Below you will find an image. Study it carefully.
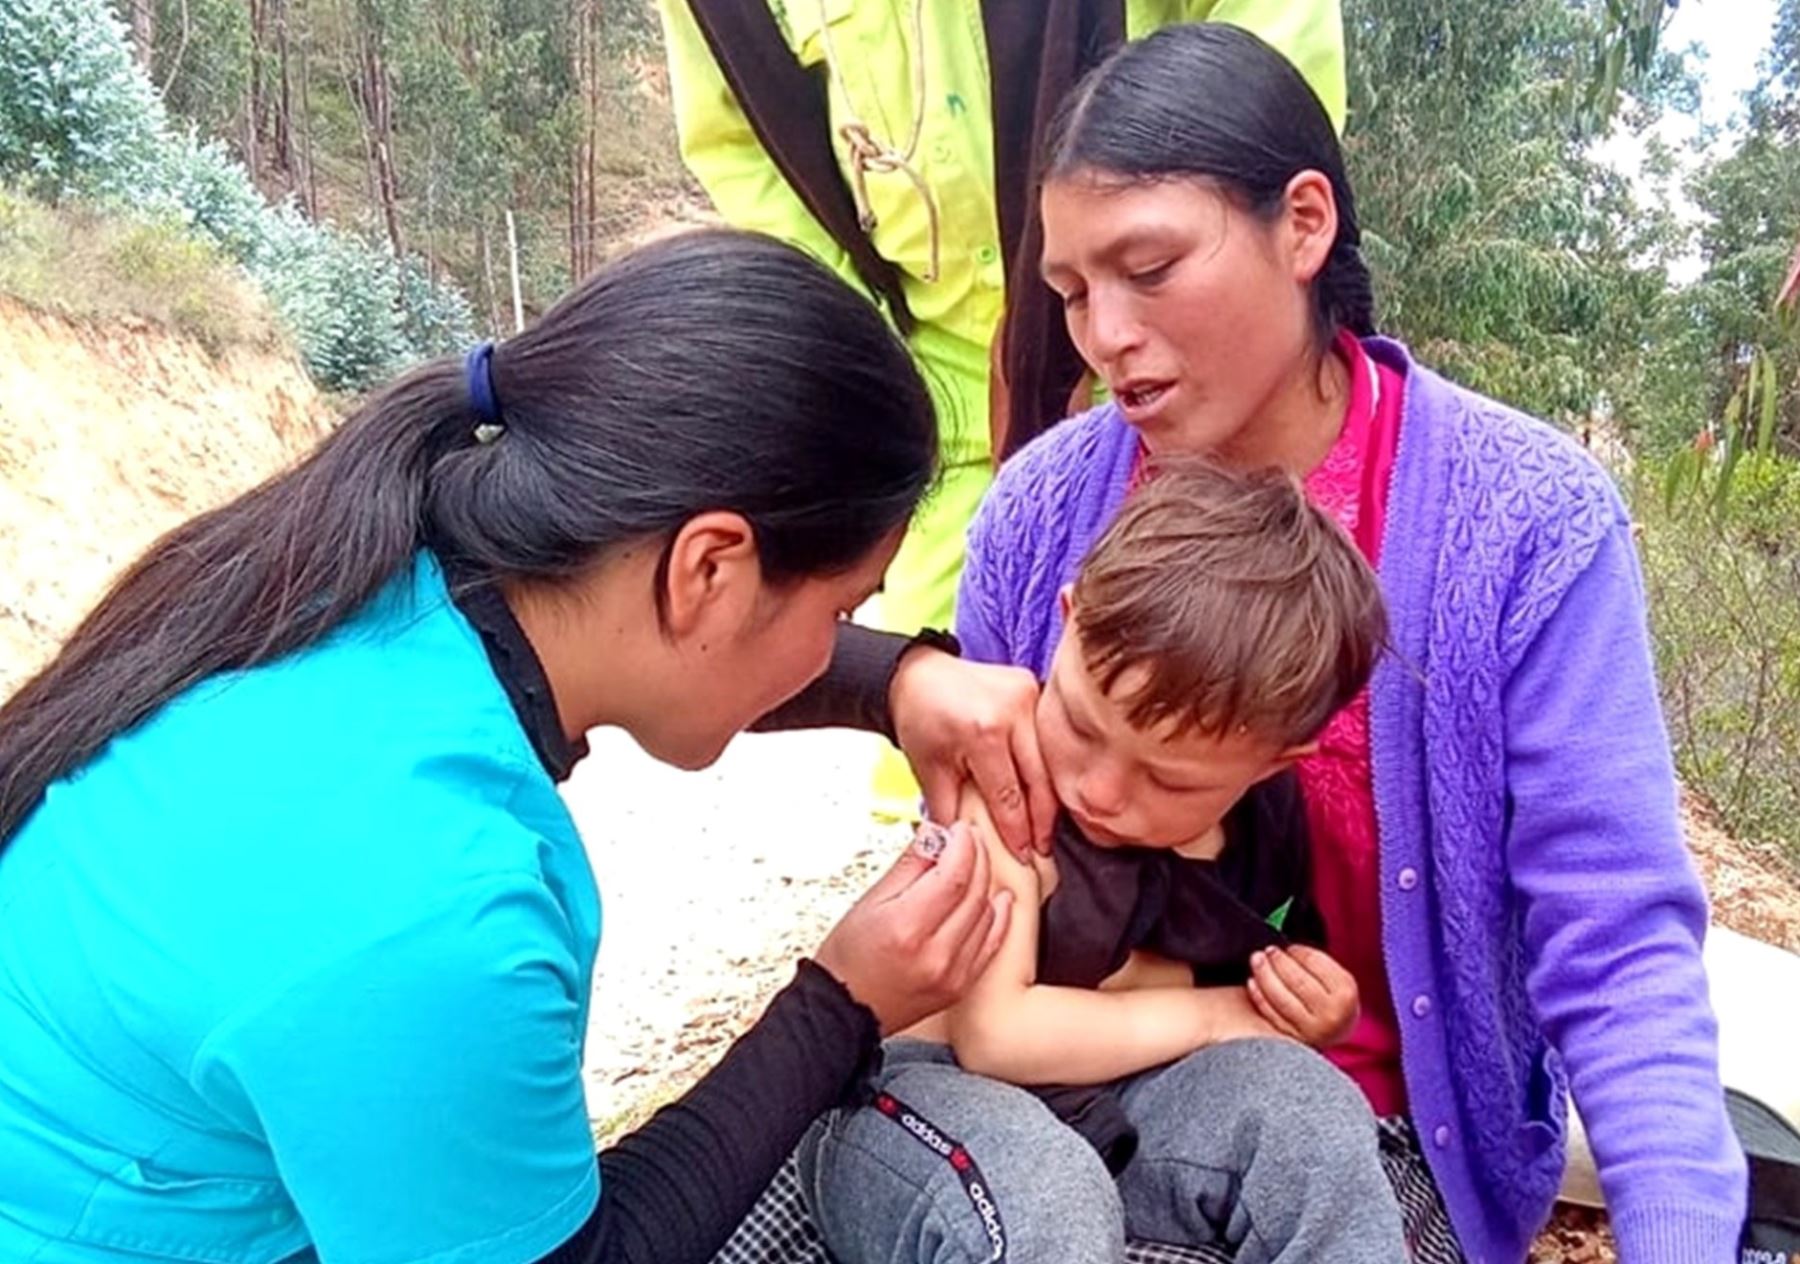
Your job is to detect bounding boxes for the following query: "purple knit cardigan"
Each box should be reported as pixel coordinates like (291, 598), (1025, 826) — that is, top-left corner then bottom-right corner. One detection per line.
(953, 338), (1746, 1264)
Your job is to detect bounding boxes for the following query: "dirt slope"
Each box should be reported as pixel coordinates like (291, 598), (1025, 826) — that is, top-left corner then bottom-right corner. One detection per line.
(0, 296), (334, 693)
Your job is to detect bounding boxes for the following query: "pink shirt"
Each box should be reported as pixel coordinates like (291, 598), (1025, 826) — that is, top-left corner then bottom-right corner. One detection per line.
(1297, 331), (1406, 1115)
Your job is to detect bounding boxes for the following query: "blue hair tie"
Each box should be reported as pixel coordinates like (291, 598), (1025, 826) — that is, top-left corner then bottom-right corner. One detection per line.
(464, 341), (505, 443)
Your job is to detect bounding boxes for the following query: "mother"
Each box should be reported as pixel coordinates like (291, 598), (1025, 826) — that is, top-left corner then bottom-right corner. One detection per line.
(967, 23), (1745, 1264)
(0, 230), (1048, 1264)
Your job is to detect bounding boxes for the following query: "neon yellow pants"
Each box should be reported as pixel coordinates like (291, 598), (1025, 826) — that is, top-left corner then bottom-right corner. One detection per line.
(867, 455), (994, 817)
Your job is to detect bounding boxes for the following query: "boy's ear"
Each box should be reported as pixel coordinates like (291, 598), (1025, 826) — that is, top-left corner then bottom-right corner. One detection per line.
(1269, 740), (1320, 772)
(1058, 584), (1075, 619)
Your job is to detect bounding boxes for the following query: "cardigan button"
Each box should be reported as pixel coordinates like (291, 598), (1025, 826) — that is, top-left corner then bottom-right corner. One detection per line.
(1397, 866), (1419, 891)
(1433, 1124), (1451, 1149)
(1412, 994), (1433, 1020)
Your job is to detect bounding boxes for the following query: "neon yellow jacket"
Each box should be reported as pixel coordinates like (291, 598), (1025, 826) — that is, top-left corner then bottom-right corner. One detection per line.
(658, 0), (1345, 463)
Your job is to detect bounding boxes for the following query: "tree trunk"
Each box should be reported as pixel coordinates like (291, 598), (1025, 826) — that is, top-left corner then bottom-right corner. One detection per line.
(567, 166), (579, 283)
(567, 0), (602, 280)
(584, 0), (599, 277)
(127, 0), (155, 72)
(480, 221), (504, 334)
(368, 48), (405, 259)
(274, 0), (296, 181)
(506, 208), (526, 333)
(298, 25), (318, 218)
(346, 10), (406, 260)
(338, 28), (379, 214)
(425, 129), (438, 284)
(249, 0), (265, 170)
(158, 0), (192, 98)
(567, 4), (584, 281)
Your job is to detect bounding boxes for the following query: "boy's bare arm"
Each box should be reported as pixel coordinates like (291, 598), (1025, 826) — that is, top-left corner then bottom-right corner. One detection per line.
(938, 787), (1279, 1087)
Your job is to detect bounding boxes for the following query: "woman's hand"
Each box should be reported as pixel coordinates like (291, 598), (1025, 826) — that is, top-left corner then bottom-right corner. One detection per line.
(888, 648), (1056, 858)
(1246, 946), (1360, 1047)
(814, 822), (1015, 1035)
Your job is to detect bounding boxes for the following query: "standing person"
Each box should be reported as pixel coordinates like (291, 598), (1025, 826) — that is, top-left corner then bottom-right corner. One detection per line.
(964, 23), (1743, 1262)
(655, 0), (1346, 813)
(0, 230), (1055, 1264)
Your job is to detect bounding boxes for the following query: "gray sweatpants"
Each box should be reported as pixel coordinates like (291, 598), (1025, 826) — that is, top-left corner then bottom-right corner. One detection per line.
(795, 1038), (1408, 1264)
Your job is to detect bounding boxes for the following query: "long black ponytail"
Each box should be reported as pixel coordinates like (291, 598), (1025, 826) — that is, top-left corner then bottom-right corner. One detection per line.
(0, 229), (937, 847)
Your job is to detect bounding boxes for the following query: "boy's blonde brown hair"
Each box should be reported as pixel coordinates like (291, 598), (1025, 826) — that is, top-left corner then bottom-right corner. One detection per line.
(1071, 458), (1388, 747)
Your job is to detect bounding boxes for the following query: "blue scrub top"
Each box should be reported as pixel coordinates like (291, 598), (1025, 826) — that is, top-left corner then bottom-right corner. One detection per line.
(0, 554), (603, 1263)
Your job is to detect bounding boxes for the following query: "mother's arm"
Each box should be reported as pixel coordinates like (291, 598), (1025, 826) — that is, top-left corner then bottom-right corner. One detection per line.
(1504, 521), (1746, 1263)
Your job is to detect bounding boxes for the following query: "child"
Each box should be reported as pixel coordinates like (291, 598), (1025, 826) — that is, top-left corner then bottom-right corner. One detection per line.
(798, 461), (1407, 1264)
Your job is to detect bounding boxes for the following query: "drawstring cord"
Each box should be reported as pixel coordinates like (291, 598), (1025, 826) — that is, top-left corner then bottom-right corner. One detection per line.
(816, 0), (942, 283)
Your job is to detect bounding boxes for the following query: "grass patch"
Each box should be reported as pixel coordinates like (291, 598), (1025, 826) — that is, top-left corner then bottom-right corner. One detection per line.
(0, 187), (281, 353)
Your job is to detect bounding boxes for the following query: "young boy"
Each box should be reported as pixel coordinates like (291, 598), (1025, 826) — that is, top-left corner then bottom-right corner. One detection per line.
(798, 461), (1407, 1264)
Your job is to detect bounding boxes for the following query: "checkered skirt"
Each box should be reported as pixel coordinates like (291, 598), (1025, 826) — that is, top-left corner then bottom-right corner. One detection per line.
(714, 1116), (1463, 1264)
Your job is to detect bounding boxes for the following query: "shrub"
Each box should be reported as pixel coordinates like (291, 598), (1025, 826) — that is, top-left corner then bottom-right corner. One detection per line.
(0, 0), (165, 203)
(1636, 455), (1800, 864)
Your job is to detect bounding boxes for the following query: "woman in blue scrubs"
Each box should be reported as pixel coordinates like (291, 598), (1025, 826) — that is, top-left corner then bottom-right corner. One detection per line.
(0, 230), (1038, 1264)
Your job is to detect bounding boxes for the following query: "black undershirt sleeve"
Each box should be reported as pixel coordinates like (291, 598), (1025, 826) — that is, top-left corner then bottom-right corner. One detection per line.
(537, 960), (881, 1264)
(753, 623), (960, 742)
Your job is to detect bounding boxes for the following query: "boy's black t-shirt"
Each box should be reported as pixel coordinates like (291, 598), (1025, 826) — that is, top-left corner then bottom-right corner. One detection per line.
(1029, 770), (1324, 1174)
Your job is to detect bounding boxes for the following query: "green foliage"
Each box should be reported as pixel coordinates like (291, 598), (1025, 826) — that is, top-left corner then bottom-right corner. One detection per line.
(1662, 0), (1800, 461)
(0, 0), (473, 388)
(254, 203), (412, 385)
(134, 0), (687, 322)
(1660, 335), (1794, 511)
(1627, 0), (1800, 867)
(1637, 455), (1800, 861)
(0, 0), (166, 201)
(1581, 0), (1677, 125)
(1344, 0), (1686, 428)
(395, 254), (477, 362)
(1342, 0), (1800, 861)
(151, 0), (252, 139)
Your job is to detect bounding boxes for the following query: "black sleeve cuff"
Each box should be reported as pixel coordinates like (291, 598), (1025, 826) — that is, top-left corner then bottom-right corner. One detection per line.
(543, 960), (883, 1263)
(752, 622), (961, 742)
(789, 958), (885, 1099)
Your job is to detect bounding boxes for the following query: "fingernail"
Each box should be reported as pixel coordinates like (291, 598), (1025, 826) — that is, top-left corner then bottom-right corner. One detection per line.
(911, 820), (951, 862)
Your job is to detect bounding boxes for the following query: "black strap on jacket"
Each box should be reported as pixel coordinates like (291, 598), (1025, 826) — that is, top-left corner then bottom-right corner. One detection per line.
(987, 0), (1125, 458)
(681, 0), (1128, 448)
(681, 0), (916, 333)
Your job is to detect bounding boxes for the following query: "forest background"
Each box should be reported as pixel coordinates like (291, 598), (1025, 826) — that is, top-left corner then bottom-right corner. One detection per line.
(1, 0), (1796, 863)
